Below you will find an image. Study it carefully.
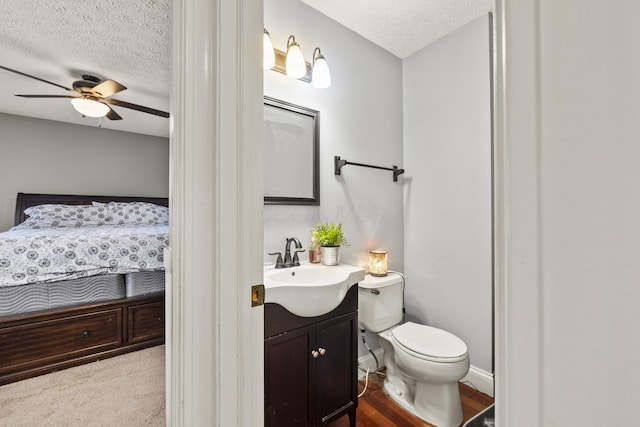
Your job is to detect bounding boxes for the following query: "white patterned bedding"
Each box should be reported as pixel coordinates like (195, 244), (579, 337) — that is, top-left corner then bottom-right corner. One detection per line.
(0, 224), (168, 287)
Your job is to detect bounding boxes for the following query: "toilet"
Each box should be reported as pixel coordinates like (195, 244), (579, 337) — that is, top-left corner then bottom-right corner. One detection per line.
(358, 273), (470, 427)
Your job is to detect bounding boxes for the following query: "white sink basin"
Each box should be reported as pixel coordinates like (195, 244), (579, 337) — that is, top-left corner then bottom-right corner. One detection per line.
(264, 262), (365, 317)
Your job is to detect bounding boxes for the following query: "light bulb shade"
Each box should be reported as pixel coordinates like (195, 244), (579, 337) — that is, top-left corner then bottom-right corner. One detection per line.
(312, 56), (331, 88)
(286, 36), (306, 78)
(263, 30), (275, 70)
(71, 98), (110, 117)
(369, 250), (388, 277)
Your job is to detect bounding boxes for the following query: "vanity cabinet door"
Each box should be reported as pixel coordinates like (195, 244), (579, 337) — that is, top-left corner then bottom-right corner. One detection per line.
(316, 312), (358, 425)
(265, 324), (317, 427)
(264, 285), (358, 427)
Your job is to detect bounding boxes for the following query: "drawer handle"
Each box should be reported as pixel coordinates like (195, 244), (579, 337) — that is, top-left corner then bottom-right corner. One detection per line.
(82, 330), (90, 338)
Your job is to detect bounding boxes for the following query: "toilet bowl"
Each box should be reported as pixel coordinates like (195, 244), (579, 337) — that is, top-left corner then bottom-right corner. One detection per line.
(358, 273), (470, 427)
(381, 323), (470, 427)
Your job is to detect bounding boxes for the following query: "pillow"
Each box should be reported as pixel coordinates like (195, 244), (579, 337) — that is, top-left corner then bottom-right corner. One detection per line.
(93, 201), (169, 225)
(21, 204), (113, 228)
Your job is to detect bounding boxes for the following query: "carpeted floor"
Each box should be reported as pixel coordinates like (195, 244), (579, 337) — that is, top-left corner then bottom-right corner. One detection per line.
(0, 345), (165, 426)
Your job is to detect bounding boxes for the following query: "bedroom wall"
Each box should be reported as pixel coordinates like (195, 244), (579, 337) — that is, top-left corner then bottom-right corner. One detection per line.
(263, 0), (404, 271)
(0, 112), (169, 231)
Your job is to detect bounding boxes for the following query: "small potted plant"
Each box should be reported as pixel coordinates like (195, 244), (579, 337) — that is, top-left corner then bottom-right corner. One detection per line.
(310, 221), (349, 266)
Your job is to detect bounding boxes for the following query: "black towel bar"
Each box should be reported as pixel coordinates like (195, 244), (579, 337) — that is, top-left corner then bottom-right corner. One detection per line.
(334, 156), (405, 182)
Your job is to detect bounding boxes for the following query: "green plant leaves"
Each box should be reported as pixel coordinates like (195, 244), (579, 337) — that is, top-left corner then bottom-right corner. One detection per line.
(310, 221), (349, 247)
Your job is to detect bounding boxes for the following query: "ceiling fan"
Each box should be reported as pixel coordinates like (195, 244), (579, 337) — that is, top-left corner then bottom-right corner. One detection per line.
(0, 65), (169, 120)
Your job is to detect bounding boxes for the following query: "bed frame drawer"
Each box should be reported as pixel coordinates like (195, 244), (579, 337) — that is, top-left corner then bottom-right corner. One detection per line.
(128, 301), (164, 344)
(0, 294), (164, 385)
(0, 309), (122, 374)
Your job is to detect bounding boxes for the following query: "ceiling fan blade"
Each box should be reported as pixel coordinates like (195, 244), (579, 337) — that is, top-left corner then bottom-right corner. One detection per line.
(105, 105), (123, 120)
(105, 98), (169, 118)
(15, 94), (76, 98)
(0, 65), (73, 92)
(91, 80), (127, 98)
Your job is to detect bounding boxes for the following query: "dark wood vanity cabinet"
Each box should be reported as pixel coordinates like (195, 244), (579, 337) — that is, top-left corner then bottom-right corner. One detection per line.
(264, 285), (358, 427)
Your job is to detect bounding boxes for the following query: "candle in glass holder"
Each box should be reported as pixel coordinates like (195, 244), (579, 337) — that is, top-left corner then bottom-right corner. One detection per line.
(369, 250), (388, 276)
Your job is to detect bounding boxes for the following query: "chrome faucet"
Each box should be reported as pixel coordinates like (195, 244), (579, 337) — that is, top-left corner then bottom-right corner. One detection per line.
(284, 237), (305, 267)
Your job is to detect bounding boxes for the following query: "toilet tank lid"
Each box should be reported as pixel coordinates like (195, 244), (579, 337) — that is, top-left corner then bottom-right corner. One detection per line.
(358, 272), (403, 289)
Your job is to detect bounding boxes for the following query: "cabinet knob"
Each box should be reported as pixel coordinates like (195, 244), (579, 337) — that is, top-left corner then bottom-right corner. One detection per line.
(318, 347), (326, 356)
(311, 350), (319, 359)
(82, 330), (90, 338)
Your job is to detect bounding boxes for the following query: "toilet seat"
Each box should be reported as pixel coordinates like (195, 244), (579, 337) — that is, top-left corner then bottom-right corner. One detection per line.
(391, 322), (468, 363)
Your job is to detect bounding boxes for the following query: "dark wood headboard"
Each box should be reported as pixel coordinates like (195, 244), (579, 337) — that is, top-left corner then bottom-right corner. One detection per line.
(14, 193), (169, 226)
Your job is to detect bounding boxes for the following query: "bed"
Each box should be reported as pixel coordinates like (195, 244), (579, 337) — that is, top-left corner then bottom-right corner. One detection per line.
(0, 193), (168, 385)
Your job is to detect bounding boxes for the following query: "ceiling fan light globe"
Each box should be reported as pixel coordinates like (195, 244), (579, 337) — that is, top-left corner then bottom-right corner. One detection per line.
(71, 98), (110, 117)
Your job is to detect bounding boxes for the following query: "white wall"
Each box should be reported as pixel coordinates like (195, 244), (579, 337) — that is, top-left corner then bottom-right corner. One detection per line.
(264, 0), (404, 273)
(0, 112), (169, 231)
(519, 1), (639, 424)
(495, 0), (640, 425)
(402, 16), (493, 374)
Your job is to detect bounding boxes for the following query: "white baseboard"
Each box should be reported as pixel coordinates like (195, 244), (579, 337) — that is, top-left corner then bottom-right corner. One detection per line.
(358, 349), (494, 398)
(357, 348), (385, 379)
(461, 366), (494, 397)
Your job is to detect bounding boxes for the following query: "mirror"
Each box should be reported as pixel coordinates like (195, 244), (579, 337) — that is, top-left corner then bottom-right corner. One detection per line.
(264, 97), (319, 205)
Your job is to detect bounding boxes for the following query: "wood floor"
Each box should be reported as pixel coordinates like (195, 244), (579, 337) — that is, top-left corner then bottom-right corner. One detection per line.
(328, 373), (494, 427)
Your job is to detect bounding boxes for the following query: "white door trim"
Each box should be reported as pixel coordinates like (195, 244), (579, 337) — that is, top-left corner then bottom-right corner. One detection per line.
(169, 0), (263, 425)
(493, 0), (543, 425)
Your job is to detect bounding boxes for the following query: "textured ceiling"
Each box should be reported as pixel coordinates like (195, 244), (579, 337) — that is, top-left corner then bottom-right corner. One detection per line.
(0, 0), (491, 138)
(301, 0), (493, 58)
(0, 0), (171, 137)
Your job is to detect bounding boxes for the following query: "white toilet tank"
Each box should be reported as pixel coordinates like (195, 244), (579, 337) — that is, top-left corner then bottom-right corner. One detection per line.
(358, 273), (404, 332)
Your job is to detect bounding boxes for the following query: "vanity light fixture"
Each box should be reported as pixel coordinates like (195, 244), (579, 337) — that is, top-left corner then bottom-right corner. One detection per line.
(369, 250), (388, 277)
(285, 35), (306, 78)
(311, 47), (331, 89)
(263, 29), (331, 88)
(70, 97), (110, 118)
(263, 29), (276, 70)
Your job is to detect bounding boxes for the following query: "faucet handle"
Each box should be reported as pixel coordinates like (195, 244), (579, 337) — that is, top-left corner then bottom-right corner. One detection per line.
(268, 252), (285, 268)
(292, 248), (306, 266)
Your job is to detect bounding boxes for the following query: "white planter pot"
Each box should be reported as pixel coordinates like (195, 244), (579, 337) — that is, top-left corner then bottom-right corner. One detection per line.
(321, 246), (340, 266)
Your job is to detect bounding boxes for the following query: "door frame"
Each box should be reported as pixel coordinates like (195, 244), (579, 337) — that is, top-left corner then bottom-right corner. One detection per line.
(168, 0), (264, 425)
(493, 0), (543, 425)
(167, 0), (546, 425)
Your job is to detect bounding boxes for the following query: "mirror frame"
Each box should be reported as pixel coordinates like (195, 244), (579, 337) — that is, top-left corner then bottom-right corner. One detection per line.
(263, 96), (320, 205)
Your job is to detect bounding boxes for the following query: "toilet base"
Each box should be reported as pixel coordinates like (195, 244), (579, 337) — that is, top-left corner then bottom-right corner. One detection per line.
(383, 379), (417, 415)
(383, 378), (463, 427)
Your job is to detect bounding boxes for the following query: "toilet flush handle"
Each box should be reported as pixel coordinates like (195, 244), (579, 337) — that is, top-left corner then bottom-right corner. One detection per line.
(370, 289), (380, 295)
